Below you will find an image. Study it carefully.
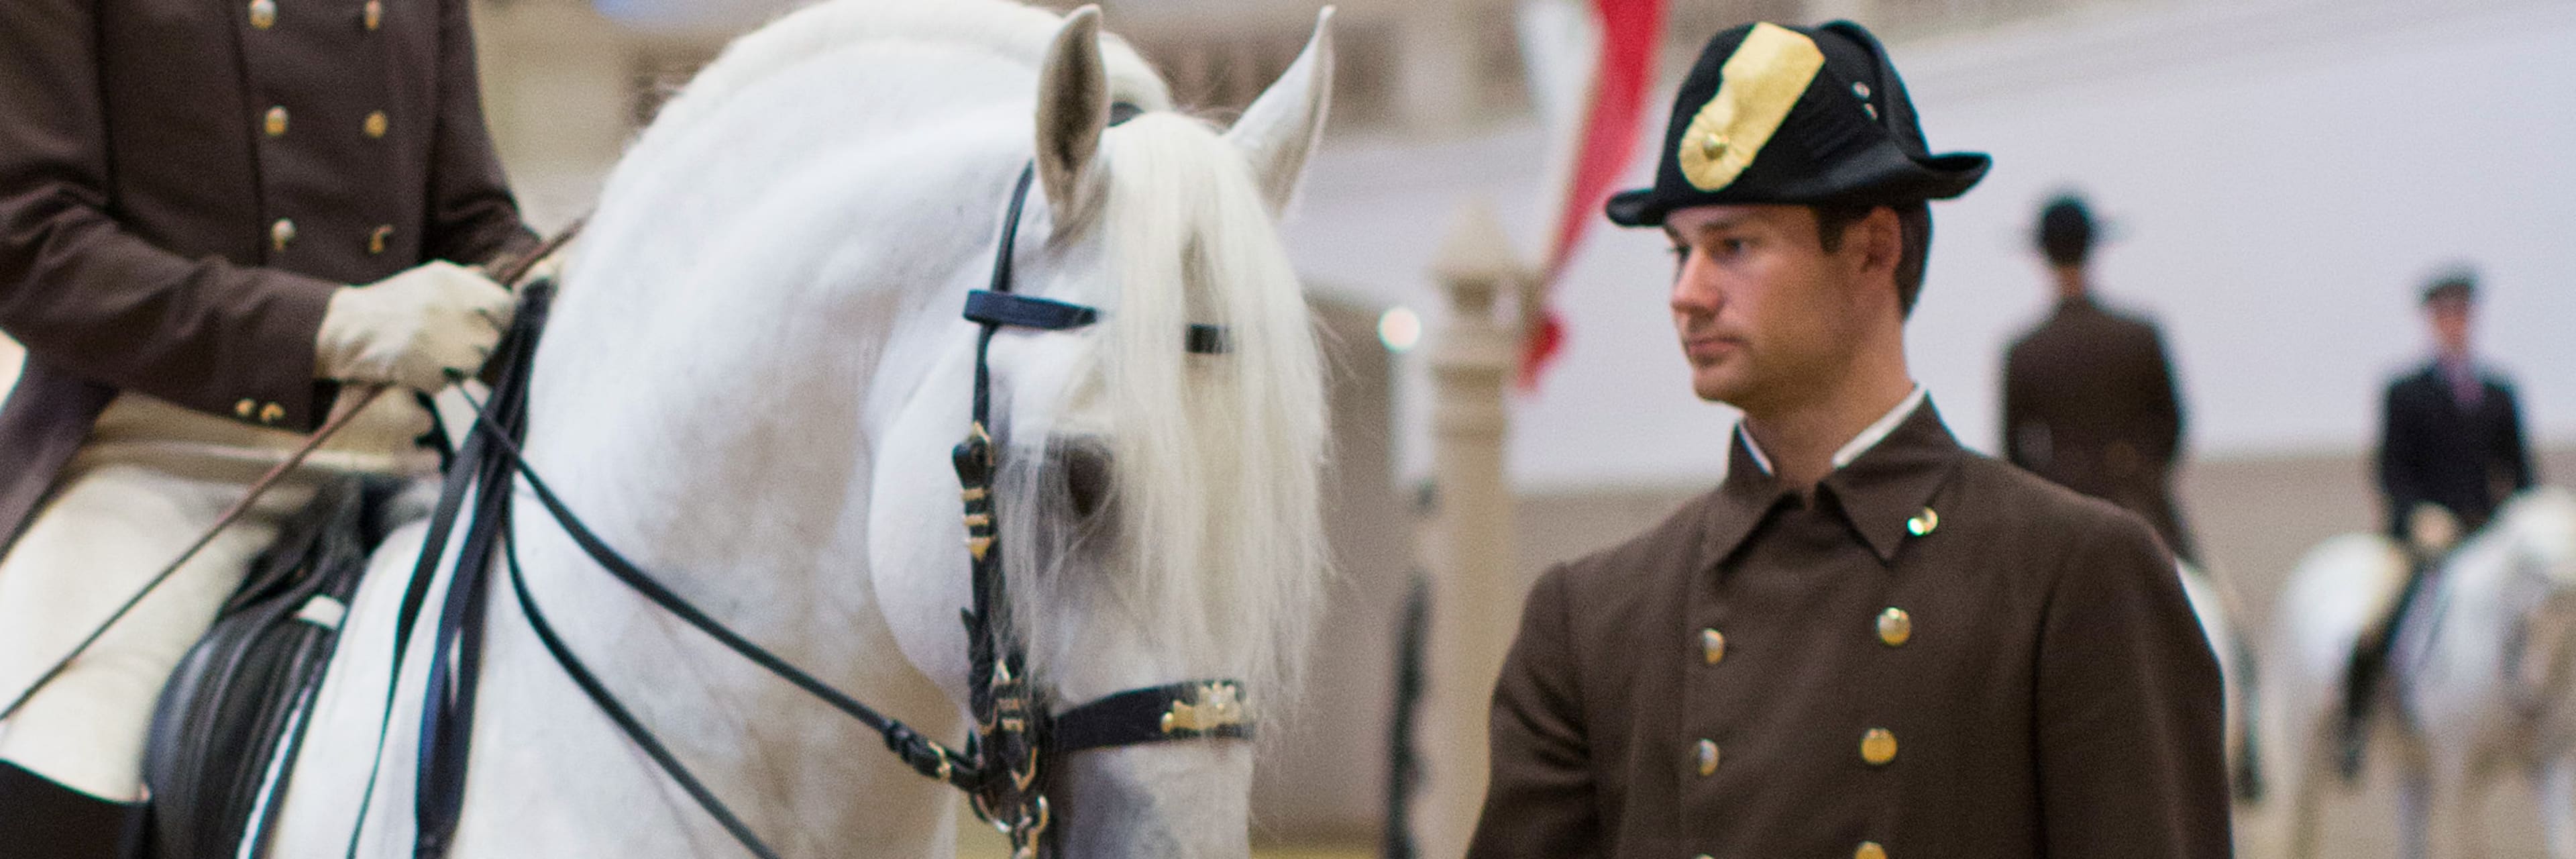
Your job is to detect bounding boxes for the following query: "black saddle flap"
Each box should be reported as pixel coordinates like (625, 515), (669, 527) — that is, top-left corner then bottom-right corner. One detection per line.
(140, 476), (400, 859)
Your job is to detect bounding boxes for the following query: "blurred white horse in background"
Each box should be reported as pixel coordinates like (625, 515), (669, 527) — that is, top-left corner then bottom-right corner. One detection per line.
(2251, 487), (2576, 859)
(256, 0), (1340, 855)
(2177, 560), (2258, 802)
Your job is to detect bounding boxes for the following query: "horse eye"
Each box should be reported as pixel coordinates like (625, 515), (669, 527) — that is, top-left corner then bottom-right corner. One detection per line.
(1057, 442), (1114, 520)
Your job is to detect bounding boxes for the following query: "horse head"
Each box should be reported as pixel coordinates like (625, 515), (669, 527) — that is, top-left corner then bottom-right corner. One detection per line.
(871, 6), (1336, 856)
(2488, 488), (2576, 714)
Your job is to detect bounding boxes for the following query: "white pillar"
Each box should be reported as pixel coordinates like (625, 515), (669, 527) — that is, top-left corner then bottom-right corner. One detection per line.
(1413, 201), (1527, 859)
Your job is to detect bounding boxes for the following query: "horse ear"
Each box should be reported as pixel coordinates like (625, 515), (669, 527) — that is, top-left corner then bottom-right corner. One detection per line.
(1036, 5), (1110, 217)
(1226, 7), (1336, 216)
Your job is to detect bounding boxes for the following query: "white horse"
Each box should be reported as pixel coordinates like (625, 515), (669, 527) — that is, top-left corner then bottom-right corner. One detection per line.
(2178, 560), (2260, 801)
(2251, 487), (2576, 859)
(258, 1), (1337, 855)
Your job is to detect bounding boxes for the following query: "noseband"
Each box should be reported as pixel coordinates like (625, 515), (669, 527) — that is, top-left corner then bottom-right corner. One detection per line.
(376, 114), (1250, 859)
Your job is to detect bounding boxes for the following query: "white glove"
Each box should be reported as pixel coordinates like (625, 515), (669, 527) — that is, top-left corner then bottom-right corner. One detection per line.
(2407, 503), (2462, 556)
(313, 261), (513, 392)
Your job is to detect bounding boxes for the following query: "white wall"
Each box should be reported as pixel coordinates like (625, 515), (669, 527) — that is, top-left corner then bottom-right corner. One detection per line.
(1287, 0), (2576, 490)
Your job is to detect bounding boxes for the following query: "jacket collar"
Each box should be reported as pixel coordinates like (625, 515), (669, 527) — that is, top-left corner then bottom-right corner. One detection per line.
(1702, 397), (1964, 567)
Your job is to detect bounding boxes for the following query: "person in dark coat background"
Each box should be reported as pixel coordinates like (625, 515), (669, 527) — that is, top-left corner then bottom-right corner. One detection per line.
(2001, 193), (2197, 562)
(1468, 19), (2229, 859)
(0, 0), (535, 853)
(2377, 270), (2534, 545)
(2341, 268), (2539, 776)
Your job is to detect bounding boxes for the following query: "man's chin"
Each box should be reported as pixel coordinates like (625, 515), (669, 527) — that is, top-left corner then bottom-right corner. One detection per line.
(1689, 374), (1753, 408)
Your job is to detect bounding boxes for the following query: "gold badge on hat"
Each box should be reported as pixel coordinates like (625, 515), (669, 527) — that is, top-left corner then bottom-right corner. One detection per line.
(1677, 23), (1826, 192)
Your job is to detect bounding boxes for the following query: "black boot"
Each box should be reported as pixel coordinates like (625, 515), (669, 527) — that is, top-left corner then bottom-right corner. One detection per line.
(0, 760), (145, 859)
(2340, 550), (2440, 782)
(2338, 636), (2385, 782)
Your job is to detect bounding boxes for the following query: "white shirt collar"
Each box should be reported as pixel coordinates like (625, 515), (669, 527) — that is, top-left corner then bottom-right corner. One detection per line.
(1736, 385), (1929, 477)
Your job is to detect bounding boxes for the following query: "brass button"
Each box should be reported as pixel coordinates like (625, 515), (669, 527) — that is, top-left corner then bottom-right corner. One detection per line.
(368, 225), (394, 255)
(1877, 607), (1912, 647)
(248, 0), (276, 29)
(363, 0), (384, 30)
(1861, 728), (1898, 766)
(257, 403), (286, 425)
(1694, 739), (1719, 776)
(234, 399), (256, 419)
(1699, 134), (1728, 159)
(363, 111), (388, 139)
(1700, 628), (1725, 665)
(1905, 507), (1939, 536)
(263, 106), (288, 137)
(1856, 843), (1888, 859)
(270, 218), (297, 251)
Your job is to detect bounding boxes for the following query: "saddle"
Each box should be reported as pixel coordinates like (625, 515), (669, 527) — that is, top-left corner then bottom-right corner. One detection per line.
(138, 476), (411, 859)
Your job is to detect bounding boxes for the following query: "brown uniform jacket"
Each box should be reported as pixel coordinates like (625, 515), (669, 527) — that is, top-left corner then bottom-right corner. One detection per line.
(1470, 403), (2231, 859)
(0, 0), (534, 556)
(2002, 296), (2195, 562)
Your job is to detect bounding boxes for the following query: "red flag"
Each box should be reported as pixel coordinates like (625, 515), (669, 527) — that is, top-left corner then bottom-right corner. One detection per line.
(1523, 0), (1664, 389)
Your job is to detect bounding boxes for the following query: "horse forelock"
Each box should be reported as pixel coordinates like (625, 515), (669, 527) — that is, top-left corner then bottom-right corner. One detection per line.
(999, 112), (1330, 712)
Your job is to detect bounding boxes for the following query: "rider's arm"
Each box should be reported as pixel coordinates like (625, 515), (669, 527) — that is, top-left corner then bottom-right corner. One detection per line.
(2499, 381), (2536, 494)
(2378, 381), (2428, 537)
(0, 0), (341, 430)
(423, 0), (538, 269)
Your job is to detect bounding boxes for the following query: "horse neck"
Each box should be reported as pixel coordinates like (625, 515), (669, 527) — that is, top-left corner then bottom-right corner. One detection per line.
(448, 49), (1045, 854)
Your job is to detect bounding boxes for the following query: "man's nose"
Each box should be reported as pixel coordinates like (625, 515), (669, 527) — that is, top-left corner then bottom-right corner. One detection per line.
(1671, 249), (1723, 314)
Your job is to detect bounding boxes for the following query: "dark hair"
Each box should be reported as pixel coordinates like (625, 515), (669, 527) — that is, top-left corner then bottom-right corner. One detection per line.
(2035, 194), (2094, 267)
(1813, 202), (1933, 315)
(2422, 268), (2477, 307)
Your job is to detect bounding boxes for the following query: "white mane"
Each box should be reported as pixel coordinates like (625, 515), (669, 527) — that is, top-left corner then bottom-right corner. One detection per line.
(1002, 111), (1330, 704)
(637, 0), (1172, 160)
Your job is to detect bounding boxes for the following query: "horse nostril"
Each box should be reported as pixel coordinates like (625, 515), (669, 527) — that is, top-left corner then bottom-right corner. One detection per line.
(1059, 442), (1114, 520)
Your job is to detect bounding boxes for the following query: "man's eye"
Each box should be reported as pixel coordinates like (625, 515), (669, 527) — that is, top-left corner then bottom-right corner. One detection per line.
(1715, 239), (1750, 256)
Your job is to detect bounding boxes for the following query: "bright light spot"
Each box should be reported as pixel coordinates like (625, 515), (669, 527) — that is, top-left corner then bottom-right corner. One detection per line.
(1378, 307), (1423, 353)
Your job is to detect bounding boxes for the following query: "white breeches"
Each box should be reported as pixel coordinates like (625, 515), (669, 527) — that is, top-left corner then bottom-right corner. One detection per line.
(0, 387), (443, 801)
(0, 458), (329, 802)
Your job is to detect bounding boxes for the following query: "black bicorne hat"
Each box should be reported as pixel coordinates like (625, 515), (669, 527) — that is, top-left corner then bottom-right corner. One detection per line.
(1606, 20), (1990, 227)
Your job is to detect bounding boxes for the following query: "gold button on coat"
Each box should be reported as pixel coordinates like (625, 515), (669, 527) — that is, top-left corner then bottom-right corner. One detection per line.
(234, 399), (256, 419)
(364, 0), (384, 30)
(248, 0), (276, 29)
(1860, 728), (1898, 766)
(368, 225), (394, 255)
(1694, 740), (1719, 776)
(1856, 842), (1888, 859)
(363, 111), (389, 138)
(269, 218), (297, 251)
(1906, 507), (1939, 536)
(1876, 607), (1912, 647)
(263, 106), (288, 136)
(257, 403), (286, 425)
(1700, 628), (1725, 664)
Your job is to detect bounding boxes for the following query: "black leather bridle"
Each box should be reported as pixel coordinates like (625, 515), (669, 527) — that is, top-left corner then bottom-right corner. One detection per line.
(361, 139), (1252, 859)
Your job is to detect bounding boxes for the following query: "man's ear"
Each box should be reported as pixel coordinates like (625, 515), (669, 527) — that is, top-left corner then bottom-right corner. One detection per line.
(1860, 206), (1904, 281)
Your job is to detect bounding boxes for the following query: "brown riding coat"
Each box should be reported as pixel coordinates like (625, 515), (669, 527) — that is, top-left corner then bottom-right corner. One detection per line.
(0, 0), (534, 556)
(1470, 403), (2232, 858)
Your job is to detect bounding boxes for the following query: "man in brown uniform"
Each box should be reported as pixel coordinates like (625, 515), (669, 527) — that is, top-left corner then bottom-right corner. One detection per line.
(0, 0), (534, 852)
(1469, 21), (2230, 859)
(2001, 194), (2196, 562)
